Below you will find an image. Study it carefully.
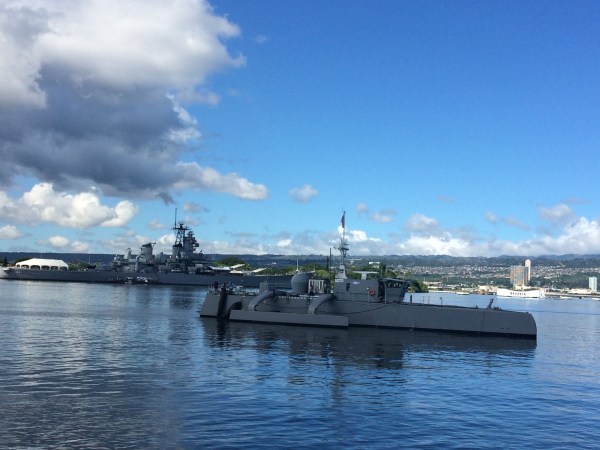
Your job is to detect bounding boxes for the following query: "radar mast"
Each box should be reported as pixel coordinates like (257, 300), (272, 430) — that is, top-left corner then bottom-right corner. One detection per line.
(335, 211), (349, 281)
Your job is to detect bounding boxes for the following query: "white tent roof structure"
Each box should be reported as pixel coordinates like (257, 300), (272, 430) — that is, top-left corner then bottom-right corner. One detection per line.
(15, 258), (68, 270)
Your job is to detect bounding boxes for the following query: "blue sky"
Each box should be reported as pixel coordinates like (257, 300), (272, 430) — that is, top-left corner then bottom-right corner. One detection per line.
(1, 0), (599, 257)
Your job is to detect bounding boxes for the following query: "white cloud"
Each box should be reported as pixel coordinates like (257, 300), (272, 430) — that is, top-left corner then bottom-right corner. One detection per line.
(405, 213), (439, 234)
(485, 211), (530, 230)
(0, 224), (22, 239)
(276, 239), (292, 248)
(0, 0), (244, 107)
(0, 183), (139, 228)
(148, 219), (166, 230)
(529, 217), (600, 255)
(71, 241), (90, 252)
(504, 216), (530, 230)
(98, 212), (600, 257)
(371, 210), (395, 223)
(356, 203), (369, 214)
(354, 204), (395, 223)
(48, 235), (70, 247)
(100, 200), (139, 227)
(167, 94), (201, 142)
(183, 202), (208, 213)
(392, 210), (600, 257)
(14, 0), (243, 99)
(397, 234), (473, 256)
(539, 203), (577, 227)
(42, 235), (90, 252)
(154, 233), (177, 253)
(289, 184), (318, 203)
(174, 162), (268, 200)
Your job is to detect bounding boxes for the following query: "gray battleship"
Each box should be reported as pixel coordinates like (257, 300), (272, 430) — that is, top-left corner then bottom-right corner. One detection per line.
(201, 215), (537, 339)
(1, 221), (292, 288)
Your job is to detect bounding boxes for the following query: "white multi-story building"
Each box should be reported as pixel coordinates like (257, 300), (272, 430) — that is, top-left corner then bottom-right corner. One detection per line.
(590, 276), (598, 293)
(524, 259), (531, 284)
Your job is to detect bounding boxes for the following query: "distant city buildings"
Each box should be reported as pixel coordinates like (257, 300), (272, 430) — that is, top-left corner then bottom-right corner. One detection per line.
(510, 259), (531, 288)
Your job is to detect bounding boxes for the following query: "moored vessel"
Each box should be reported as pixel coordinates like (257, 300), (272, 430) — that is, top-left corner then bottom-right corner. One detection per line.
(0, 220), (292, 288)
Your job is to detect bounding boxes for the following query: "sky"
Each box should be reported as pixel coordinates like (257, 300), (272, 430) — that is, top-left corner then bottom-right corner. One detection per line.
(1, 0), (600, 258)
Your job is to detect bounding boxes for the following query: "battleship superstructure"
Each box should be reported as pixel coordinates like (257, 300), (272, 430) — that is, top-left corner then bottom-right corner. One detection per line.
(111, 222), (216, 275)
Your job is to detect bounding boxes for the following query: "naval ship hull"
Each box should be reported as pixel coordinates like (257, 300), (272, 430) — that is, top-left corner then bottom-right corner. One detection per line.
(0, 267), (292, 288)
(200, 290), (537, 339)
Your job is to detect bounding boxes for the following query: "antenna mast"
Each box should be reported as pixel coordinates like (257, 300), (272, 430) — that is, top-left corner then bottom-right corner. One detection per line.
(335, 211), (349, 280)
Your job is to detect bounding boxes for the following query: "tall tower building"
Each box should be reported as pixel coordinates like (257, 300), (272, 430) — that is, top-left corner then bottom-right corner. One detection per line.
(510, 259), (532, 288)
(510, 265), (526, 288)
(590, 277), (598, 293)
(524, 259), (531, 284)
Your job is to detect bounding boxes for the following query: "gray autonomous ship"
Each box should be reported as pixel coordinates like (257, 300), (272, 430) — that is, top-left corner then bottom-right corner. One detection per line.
(1, 222), (293, 288)
(201, 216), (537, 339)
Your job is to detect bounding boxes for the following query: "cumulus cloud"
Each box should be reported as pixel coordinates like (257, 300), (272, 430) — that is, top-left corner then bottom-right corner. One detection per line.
(174, 163), (268, 200)
(41, 235), (90, 252)
(525, 217), (600, 255)
(405, 213), (439, 234)
(48, 235), (70, 247)
(0, 0), (262, 201)
(371, 209), (396, 223)
(504, 216), (530, 231)
(148, 219), (166, 230)
(89, 210), (600, 257)
(289, 184), (318, 203)
(193, 210), (600, 256)
(0, 0), (243, 106)
(397, 234), (473, 256)
(539, 203), (577, 228)
(0, 183), (139, 228)
(389, 207), (600, 256)
(354, 203), (395, 223)
(0, 224), (22, 239)
(485, 211), (529, 230)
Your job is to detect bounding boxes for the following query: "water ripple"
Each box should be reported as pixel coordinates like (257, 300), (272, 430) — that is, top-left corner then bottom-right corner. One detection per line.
(1, 283), (599, 448)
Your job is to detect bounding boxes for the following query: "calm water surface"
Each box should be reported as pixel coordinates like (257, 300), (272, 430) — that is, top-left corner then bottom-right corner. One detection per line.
(1, 281), (599, 449)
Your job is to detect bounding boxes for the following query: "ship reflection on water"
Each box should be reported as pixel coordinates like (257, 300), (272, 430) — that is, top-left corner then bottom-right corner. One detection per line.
(201, 318), (537, 372)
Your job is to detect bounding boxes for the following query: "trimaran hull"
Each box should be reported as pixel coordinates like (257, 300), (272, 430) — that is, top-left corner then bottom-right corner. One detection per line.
(200, 291), (537, 339)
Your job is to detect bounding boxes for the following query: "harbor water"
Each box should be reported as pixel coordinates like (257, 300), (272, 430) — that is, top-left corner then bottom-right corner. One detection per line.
(1, 281), (599, 449)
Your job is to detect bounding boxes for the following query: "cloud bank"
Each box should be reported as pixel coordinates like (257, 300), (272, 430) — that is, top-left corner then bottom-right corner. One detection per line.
(0, 183), (138, 228)
(0, 0), (266, 201)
